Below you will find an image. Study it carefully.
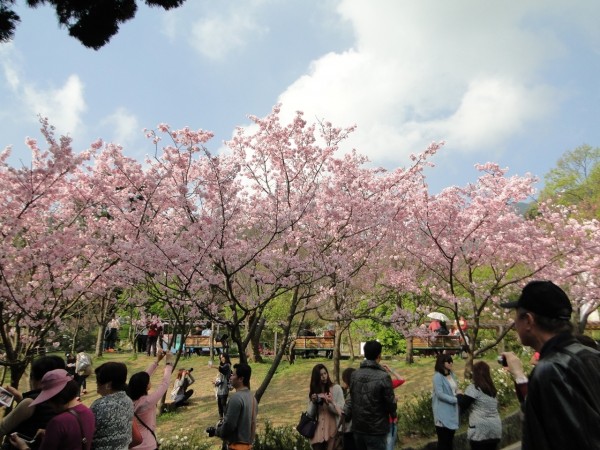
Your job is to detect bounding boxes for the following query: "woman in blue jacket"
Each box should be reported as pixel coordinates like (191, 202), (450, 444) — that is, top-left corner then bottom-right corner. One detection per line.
(432, 354), (460, 450)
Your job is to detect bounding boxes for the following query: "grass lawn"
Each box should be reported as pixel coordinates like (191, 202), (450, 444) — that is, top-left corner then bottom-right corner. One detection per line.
(25, 351), (508, 449)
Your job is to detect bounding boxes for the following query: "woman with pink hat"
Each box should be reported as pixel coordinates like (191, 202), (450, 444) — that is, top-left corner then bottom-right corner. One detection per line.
(9, 369), (95, 450)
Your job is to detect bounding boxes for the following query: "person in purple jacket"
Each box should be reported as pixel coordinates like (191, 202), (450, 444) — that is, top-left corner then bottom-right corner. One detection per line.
(9, 369), (95, 450)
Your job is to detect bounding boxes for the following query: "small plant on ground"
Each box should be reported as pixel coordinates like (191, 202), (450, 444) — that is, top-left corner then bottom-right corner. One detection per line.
(157, 427), (213, 450)
(253, 420), (312, 450)
(397, 389), (435, 438)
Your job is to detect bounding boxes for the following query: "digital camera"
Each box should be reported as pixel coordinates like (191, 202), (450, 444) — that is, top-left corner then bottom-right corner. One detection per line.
(205, 426), (217, 437)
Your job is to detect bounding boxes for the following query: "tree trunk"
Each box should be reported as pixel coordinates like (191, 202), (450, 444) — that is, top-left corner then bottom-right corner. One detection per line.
(9, 362), (28, 390)
(71, 314), (81, 353)
(249, 317), (265, 363)
(231, 326), (247, 365)
(254, 333), (290, 404)
(578, 312), (590, 334)
(254, 286), (303, 402)
(95, 326), (105, 357)
(332, 323), (342, 383)
(405, 337), (414, 364)
(346, 327), (355, 361)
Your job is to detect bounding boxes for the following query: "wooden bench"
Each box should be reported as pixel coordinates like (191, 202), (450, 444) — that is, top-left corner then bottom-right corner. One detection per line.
(184, 335), (223, 349)
(163, 334), (223, 355)
(293, 336), (334, 358)
(412, 335), (463, 356)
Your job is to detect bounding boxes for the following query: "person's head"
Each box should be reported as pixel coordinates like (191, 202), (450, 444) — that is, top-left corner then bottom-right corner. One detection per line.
(30, 355), (67, 390)
(95, 362), (128, 395)
(363, 340), (382, 361)
(341, 367), (355, 390)
(176, 368), (186, 380)
(501, 281), (573, 350)
(76, 346), (85, 353)
(309, 364), (333, 396)
(29, 369), (79, 410)
(220, 353), (231, 365)
(230, 363), (251, 389)
(127, 371), (150, 401)
(472, 361), (497, 398)
(434, 354), (454, 375)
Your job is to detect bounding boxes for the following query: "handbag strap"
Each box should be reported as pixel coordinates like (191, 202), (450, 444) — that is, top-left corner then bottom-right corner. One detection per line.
(134, 412), (159, 448)
(67, 408), (88, 450)
(249, 395), (257, 443)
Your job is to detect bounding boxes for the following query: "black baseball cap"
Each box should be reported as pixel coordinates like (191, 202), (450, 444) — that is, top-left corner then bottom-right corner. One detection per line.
(500, 280), (572, 320)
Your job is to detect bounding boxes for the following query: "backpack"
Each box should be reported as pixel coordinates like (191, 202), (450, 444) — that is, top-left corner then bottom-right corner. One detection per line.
(77, 353), (92, 377)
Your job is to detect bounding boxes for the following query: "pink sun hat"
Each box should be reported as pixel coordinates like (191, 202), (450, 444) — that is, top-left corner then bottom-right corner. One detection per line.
(29, 369), (72, 407)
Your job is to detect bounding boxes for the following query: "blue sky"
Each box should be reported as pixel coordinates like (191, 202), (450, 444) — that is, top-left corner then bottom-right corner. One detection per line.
(1, 0), (599, 193)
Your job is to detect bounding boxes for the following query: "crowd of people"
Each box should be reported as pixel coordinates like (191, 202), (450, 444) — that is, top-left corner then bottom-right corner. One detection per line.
(1, 280), (599, 450)
(303, 280), (600, 450)
(0, 346), (256, 450)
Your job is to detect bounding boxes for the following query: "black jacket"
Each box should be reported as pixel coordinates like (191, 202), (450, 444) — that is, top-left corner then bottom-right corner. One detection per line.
(343, 359), (396, 435)
(522, 333), (600, 450)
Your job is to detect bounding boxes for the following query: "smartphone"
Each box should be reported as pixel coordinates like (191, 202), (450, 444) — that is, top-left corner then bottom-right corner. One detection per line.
(497, 355), (507, 367)
(0, 387), (14, 407)
(14, 433), (36, 444)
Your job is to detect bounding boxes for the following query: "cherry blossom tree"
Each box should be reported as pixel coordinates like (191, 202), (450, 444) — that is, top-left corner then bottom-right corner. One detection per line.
(385, 163), (568, 376)
(532, 202), (600, 332)
(0, 120), (118, 385)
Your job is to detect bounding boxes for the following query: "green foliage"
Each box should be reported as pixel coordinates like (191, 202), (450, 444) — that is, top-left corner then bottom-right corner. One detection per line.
(376, 325), (407, 355)
(397, 389), (435, 437)
(360, 298), (409, 355)
(540, 144), (600, 219)
(253, 420), (312, 450)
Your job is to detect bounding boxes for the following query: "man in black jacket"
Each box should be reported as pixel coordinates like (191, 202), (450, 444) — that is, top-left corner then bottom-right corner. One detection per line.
(343, 340), (396, 450)
(501, 280), (600, 450)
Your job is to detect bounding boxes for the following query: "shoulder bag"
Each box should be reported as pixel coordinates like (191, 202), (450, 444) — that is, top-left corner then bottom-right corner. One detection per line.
(67, 408), (88, 450)
(296, 408), (318, 439)
(134, 412), (160, 449)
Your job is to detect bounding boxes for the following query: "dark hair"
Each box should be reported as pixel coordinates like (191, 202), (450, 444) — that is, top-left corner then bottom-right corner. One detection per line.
(233, 363), (251, 388)
(472, 361), (497, 398)
(76, 346), (86, 353)
(220, 353), (231, 365)
(31, 356), (67, 382)
(341, 367), (355, 389)
(127, 371), (150, 401)
(434, 354), (453, 375)
(95, 362), (128, 392)
(363, 340), (382, 361)
(309, 364), (333, 397)
(522, 309), (574, 334)
(50, 380), (79, 406)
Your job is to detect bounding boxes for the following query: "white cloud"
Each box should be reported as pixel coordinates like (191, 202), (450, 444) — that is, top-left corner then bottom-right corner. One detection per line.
(273, 0), (589, 167)
(21, 74), (87, 138)
(100, 107), (141, 149)
(189, 12), (268, 60)
(1, 46), (87, 140)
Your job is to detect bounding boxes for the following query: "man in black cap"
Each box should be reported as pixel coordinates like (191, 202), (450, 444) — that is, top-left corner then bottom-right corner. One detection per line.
(501, 280), (600, 450)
